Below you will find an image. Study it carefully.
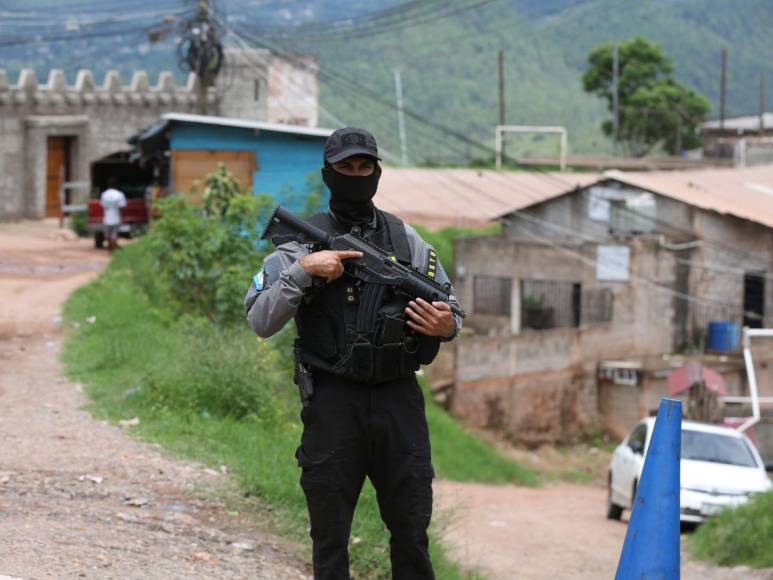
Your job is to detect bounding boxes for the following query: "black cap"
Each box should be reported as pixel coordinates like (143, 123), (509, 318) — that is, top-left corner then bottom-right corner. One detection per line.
(324, 127), (381, 164)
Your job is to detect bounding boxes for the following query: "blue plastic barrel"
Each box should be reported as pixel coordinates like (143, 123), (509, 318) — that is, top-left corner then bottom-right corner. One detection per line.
(707, 321), (739, 351)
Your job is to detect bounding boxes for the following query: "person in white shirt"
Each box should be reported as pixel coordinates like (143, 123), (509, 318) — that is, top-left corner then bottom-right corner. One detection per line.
(100, 177), (127, 251)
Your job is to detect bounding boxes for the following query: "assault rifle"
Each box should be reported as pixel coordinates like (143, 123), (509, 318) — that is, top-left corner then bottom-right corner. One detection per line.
(261, 205), (466, 318)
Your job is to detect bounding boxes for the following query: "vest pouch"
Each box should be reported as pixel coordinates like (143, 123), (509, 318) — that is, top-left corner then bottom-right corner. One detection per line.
(335, 341), (420, 383)
(342, 340), (375, 382)
(374, 343), (420, 383)
(415, 336), (441, 365)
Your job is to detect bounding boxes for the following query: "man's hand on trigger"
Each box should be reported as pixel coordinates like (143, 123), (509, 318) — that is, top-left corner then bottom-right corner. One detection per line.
(405, 298), (455, 338)
(299, 250), (363, 283)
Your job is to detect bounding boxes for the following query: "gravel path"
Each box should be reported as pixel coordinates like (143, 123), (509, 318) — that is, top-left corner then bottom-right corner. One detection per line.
(434, 478), (773, 579)
(0, 221), (310, 580)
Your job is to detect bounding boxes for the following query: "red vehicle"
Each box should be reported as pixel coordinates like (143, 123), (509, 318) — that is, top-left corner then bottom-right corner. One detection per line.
(87, 152), (154, 248)
(87, 195), (149, 248)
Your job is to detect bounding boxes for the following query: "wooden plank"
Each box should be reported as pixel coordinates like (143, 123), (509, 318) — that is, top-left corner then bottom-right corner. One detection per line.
(171, 150), (256, 202)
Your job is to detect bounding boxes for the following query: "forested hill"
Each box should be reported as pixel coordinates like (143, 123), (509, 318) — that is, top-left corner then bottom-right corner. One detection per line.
(3, 0), (772, 162)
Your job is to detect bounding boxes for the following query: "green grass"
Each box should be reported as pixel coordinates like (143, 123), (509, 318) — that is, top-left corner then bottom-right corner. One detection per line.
(61, 242), (534, 578)
(688, 489), (773, 568)
(424, 390), (538, 486)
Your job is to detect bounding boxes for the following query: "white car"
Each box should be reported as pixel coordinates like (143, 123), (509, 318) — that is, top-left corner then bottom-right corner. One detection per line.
(607, 418), (772, 523)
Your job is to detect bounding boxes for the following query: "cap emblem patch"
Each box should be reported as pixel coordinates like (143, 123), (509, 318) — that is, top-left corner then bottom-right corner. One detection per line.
(343, 134), (363, 145)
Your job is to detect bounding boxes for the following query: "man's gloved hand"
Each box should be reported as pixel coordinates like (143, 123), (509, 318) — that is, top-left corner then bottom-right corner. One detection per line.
(300, 250), (363, 283)
(405, 298), (455, 338)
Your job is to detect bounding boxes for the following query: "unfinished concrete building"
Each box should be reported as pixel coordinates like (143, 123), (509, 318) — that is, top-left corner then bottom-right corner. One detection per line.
(450, 166), (773, 448)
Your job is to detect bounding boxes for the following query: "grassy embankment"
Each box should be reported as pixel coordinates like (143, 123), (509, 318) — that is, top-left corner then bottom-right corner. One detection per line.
(689, 489), (773, 568)
(62, 241), (536, 579)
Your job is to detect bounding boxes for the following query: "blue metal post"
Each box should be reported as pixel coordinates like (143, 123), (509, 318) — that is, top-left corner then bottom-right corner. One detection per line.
(615, 398), (682, 579)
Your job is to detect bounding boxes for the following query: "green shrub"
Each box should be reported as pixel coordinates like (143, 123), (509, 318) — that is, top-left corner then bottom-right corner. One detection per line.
(146, 169), (274, 325)
(68, 210), (89, 237)
(689, 489), (773, 568)
(412, 222), (501, 274)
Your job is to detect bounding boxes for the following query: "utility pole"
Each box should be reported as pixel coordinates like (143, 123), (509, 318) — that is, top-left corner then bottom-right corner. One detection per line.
(180, 0), (223, 115)
(612, 44), (620, 157)
(759, 74), (766, 137)
(675, 94), (684, 155)
(719, 47), (727, 131)
(498, 49), (506, 163)
(194, 0), (210, 114)
(393, 68), (408, 165)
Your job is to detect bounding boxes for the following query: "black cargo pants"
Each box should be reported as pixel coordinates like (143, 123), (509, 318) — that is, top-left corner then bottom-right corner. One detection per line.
(296, 370), (435, 580)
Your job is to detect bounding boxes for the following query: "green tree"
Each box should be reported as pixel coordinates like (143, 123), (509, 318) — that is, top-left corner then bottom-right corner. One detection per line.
(582, 36), (711, 156)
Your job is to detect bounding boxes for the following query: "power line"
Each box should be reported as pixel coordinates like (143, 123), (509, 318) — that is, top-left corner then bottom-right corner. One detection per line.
(0, 24), (158, 48)
(222, 20), (472, 160)
(251, 0), (496, 42)
(268, 0), (503, 43)
(0, 6), (188, 47)
(406, 167), (757, 318)
(227, 19), (772, 274)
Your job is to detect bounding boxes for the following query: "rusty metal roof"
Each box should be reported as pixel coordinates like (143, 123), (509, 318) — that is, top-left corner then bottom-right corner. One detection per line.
(374, 168), (597, 230)
(604, 166), (773, 229)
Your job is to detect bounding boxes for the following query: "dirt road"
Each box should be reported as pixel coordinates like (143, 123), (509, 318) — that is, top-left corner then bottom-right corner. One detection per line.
(435, 477), (773, 579)
(0, 222), (308, 579)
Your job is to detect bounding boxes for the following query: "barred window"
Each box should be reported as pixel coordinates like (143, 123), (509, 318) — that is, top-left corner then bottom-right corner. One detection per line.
(582, 288), (614, 324)
(521, 280), (581, 330)
(473, 275), (512, 316)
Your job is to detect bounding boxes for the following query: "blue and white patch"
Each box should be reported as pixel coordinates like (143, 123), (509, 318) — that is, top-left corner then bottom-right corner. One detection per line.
(252, 268), (266, 291)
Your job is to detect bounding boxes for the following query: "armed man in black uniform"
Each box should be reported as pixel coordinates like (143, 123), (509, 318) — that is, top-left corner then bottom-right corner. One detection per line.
(243, 127), (463, 580)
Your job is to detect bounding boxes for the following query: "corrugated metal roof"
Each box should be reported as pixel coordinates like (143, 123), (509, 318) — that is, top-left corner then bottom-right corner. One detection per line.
(161, 112), (334, 138)
(374, 168), (597, 229)
(604, 166), (773, 229)
(703, 112), (773, 131)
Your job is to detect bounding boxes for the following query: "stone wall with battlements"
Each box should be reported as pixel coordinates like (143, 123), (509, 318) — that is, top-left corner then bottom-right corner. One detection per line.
(0, 48), (319, 219)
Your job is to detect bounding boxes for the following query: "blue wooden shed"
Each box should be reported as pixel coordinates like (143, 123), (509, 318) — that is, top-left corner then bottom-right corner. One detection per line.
(157, 113), (332, 211)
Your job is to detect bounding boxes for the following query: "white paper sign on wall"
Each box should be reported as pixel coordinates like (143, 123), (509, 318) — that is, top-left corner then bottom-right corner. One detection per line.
(588, 186), (626, 222)
(597, 245), (630, 281)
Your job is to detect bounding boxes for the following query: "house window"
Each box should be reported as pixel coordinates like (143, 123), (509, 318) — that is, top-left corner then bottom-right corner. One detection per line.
(253, 79), (261, 101)
(473, 275), (512, 316)
(582, 288), (614, 324)
(609, 193), (657, 235)
(521, 280), (581, 330)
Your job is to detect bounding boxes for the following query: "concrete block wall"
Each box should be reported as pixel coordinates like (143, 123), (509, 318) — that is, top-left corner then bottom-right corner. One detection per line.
(690, 211), (773, 328)
(452, 199), (687, 444)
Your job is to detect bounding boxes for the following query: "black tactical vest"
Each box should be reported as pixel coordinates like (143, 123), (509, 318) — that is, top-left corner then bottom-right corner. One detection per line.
(294, 210), (440, 384)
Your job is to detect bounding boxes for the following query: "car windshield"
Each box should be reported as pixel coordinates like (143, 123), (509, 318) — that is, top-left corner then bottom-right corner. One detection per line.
(681, 430), (758, 468)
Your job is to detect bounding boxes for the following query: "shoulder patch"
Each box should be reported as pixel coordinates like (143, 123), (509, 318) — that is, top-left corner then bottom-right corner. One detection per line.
(252, 269), (266, 291)
(424, 247), (438, 279)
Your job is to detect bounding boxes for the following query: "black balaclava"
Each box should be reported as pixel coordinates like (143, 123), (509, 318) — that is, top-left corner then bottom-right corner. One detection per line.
(322, 161), (382, 228)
